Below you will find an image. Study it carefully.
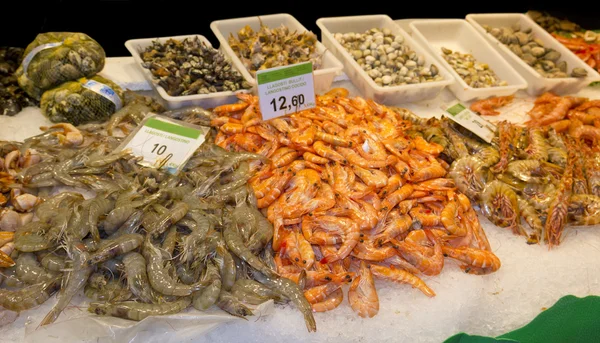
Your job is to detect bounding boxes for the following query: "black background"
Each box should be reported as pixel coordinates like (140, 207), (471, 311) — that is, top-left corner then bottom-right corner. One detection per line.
(4, 1), (600, 56)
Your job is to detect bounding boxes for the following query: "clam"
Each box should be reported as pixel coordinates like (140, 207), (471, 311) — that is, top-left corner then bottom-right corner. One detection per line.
(571, 67), (588, 78)
(557, 61), (567, 72)
(522, 53), (537, 66)
(543, 50), (561, 62)
(531, 47), (546, 58)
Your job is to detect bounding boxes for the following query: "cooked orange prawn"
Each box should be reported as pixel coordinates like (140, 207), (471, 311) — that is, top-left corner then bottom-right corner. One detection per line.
(381, 184), (414, 213)
(296, 231), (315, 269)
(378, 174), (402, 198)
(442, 246), (501, 275)
(220, 122), (244, 135)
(457, 194), (491, 251)
(373, 213), (413, 245)
(348, 261), (379, 318)
(304, 280), (348, 304)
(314, 131), (350, 147)
(392, 229), (444, 276)
(441, 201), (467, 236)
(351, 240), (397, 261)
(351, 165), (388, 188)
(314, 141), (346, 163)
(337, 147), (397, 169)
(410, 162), (446, 183)
(409, 206), (441, 227)
(369, 264), (435, 297)
(213, 102), (249, 115)
(531, 96), (587, 127)
(413, 135), (444, 155)
(470, 95), (514, 116)
(311, 288), (344, 312)
(303, 152), (329, 164)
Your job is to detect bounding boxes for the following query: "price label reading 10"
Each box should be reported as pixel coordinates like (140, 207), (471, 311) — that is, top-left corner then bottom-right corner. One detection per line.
(256, 61), (316, 121)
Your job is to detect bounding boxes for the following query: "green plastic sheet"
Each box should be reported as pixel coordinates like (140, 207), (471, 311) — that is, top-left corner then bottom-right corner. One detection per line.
(444, 295), (600, 343)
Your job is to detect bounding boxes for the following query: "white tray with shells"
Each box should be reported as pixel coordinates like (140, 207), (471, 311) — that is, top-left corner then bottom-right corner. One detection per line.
(316, 14), (454, 105)
(210, 13), (344, 95)
(125, 34), (253, 110)
(409, 19), (527, 102)
(466, 13), (600, 96)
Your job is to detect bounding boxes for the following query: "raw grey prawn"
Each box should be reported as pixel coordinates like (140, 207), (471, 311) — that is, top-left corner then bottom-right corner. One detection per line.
(89, 297), (192, 321)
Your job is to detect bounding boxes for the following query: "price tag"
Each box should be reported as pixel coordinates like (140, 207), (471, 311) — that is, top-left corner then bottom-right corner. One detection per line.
(119, 115), (209, 174)
(442, 101), (496, 143)
(256, 61), (316, 120)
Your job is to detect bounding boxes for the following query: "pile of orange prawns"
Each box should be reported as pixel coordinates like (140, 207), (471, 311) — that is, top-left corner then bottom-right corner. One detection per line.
(210, 88), (500, 317)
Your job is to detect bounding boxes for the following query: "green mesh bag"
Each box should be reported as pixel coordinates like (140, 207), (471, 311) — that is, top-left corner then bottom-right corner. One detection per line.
(16, 32), (106, 100)
(41, 75), (124, 125)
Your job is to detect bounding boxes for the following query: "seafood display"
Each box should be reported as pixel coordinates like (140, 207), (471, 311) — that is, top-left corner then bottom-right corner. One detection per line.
(441, 47), (507, 88)
(41, 75), (124, 125)
(210, 88), (500, 316)
(334, 28), (443, 87)
(0, 47), (38, 116)
(0, 107), (316, 332)
(483, 23), (587, 78)
(527, 11), (600, 72)
(4, 12), (600, 341)
(228, 23), (322, 76)
(413, 113), (600, 247)
(16, 32), (106, 100)
(524, 92), (595, 132)
(140, 37), (251, 96)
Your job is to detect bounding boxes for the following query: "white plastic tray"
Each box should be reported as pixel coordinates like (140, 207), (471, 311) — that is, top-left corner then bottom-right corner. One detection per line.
(466, 13), (600, 96)
(210, 13), (344, 95)
(125, 35), (252, 110)
(316, 15), (454, 105)
(410, 19), (527, 102)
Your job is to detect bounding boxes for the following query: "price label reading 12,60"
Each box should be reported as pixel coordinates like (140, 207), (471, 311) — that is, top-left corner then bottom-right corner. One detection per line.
(256, 61), (316, 120)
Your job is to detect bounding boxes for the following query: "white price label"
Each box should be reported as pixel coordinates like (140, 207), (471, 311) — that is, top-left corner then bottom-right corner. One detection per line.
(442, 101), (496, 143)
(256, 61), (316, 120)
(120, 115), (209, 174)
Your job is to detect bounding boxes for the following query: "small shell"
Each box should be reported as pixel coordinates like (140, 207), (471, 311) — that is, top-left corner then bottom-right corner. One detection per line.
(490, 28), (501, 38)
(509, 44), (523, 57)
(442, 47), (453, 55)
(522, 53), (537, 66)
(0, 232), (14, 247)
(531, 47), (546, 58)
(13, 194), (40, 212)
(431, 64), (439, 76)
(0, 209), (20, 232)
(20, 212), (34, 226)
(511, 22), (521, 32)
(571, 67), (588, 78)
(515, 32), (530, 45)
(541, 60), (555, 71)
(532, 38), (544, 47)
(557, 61), (567, 72)
(543, 50), (561, 62)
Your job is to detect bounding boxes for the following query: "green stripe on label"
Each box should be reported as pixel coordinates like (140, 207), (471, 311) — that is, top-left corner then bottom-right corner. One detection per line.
(145, 118), (201, 139)
(447, 103), (466, 116)
(256, 62), (313, 84)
